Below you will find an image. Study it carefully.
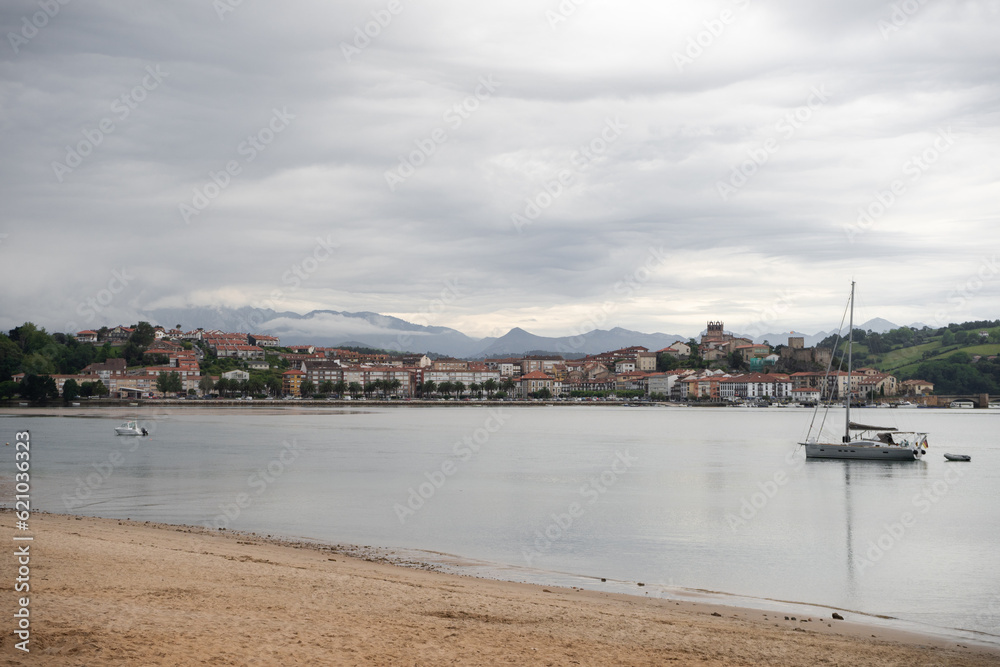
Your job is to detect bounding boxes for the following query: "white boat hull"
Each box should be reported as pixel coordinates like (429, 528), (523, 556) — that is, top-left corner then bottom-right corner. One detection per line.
(804, 440), (923, 461)
(115, 420), (146, 436)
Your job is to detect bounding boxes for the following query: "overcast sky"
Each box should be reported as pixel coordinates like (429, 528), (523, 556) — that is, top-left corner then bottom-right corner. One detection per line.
(2, 0), (999, 340)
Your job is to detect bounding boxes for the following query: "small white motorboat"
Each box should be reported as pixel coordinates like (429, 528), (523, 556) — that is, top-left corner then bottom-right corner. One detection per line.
(944, 453), (971, 462)
(115, 420), (148, 436)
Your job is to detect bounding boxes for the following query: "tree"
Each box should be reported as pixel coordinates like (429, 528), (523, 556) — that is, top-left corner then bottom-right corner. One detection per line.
(452, 381), (466, 397)
(0, 334), (24, 381)
(534, 387), (552, 400)
(19, 374), (58, 403)
(80, 380), (107, 397)
(300, 380), (316, 397)
(215, 377), (231, 397)
(319, 380), (334, 395)
(388, 378), (402, 397)
(8, 323), (53, 354)
(199, 376), (215, 395)
(122, 340), (145, 367)
(501, 378), (516, 396)
(333, 380), (347, 397)
(438, 381), (454, 398)
(265, 375), (283, 397)
(156, 371), (182, 395)
(247, 377), (265, 396)
(20, 352), (56, 376)
(0, 380), (19, 399)
(62, 378), (80, 403)
(656, 353), (679, 372)
(348, 382), (362, 398)
(727, 351), (747, 372)
(363, 381), (376, 398)
(483, 378), (498, 398)
(469, 382), (482, 399)
(420, 380), (436, 397)
(130, 321), (156, 347)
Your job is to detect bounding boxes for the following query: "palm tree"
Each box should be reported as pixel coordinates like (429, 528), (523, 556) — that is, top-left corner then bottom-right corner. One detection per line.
(501, 378), (517, 398)
(300, 380), (315, 397)
(469, 382), (481, 399)
(333, 380), (347, 398)
(437, 381), (453, 398)
(265, 375), (282, 397)
(319, 380), (334, 396)
(421, 380), (436, 398)
(452, 381), (466, 398)
(483, 378), (498, 399)
(389, 378), (402, 398)
(348, 382), (362, 398)
(364, 381), (376, 399)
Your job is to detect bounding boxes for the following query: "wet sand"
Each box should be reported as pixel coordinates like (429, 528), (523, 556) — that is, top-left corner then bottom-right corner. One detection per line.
(1, 512), (997, 666)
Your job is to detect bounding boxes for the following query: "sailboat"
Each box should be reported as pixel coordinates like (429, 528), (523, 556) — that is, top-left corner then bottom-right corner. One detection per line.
(800, 282), (928, 461)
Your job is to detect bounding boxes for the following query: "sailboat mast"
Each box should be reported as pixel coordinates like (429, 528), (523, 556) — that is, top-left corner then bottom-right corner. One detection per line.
(845, 281), (854, 441)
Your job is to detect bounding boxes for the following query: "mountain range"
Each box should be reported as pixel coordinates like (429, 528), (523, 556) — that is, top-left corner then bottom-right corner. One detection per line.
(135, 306), (907, 358)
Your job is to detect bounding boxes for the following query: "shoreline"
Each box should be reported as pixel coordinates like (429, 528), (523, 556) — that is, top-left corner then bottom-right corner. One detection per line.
(3, 512), (998, 665)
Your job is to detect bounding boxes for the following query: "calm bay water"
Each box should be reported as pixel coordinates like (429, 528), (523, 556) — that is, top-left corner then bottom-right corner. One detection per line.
(4, 405), (999, 642)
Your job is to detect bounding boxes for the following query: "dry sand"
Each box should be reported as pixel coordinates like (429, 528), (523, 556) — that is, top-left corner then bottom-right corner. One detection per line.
(1, 512), (997, 666)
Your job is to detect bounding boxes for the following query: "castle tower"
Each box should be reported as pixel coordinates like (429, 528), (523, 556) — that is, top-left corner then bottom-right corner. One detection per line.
(702, 321), (726, 344)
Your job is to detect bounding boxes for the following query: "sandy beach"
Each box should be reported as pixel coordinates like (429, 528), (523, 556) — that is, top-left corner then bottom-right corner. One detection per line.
(0, 512), (995, 665)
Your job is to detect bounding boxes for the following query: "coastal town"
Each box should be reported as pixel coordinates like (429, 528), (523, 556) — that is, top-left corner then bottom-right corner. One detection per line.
(6, 321), (944, 405)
